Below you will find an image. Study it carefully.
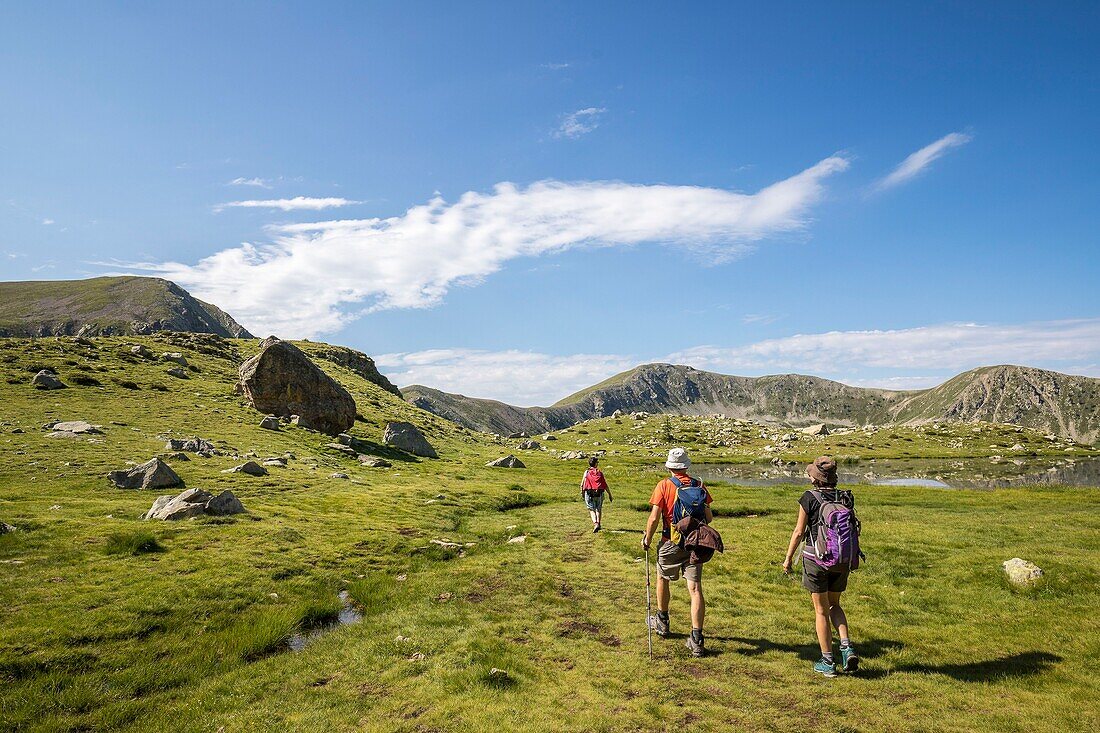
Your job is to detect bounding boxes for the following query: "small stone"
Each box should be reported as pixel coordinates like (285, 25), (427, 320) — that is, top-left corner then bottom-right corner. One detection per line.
(358, 455), (392, 468)
(166, 367), (189, 379)
(507, 535), (527, 544)
(408, 653), (426, 661)
(160, 352), (188, 366)
(223, 461), (268, 476)
(1003, 557), (1044, 587)
(131, 344), (152, 358)
(0, 521), (15, 535)
(259, 416), (281, 431)
(262, 457), (287, 467)
(330, 472), (350, 479)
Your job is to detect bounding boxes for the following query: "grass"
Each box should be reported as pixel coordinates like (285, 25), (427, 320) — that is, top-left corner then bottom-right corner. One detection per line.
(0, 334), (1098, 731)
(104, 530), (164, 555)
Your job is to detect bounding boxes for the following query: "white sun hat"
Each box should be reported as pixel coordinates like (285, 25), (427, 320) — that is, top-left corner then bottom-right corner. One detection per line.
(665, 447), (690, 470)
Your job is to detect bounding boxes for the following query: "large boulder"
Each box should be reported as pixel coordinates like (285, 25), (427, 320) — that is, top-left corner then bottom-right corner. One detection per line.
(801, 423), (830, 436)
(383, 422), (437, 458)
(487, 455), (526, 468)
(144, 488), (245, 521)
(238, 336), (356, 436)
(259, 416), (281, 431)
(108, 458), (183, 490)
(32, 370), (66, 390)
(1003, 557), (1043, 587)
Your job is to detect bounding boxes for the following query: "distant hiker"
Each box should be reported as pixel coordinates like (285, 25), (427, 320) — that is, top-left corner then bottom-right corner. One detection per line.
(642, 447), (715, 657)
(782, 455), (863, 677)
(581, 457), (613, 532)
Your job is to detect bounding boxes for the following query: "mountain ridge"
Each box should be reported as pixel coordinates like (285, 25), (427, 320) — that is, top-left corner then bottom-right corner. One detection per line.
(405, 363), (1100, 443)
(0, 276), (254, 338)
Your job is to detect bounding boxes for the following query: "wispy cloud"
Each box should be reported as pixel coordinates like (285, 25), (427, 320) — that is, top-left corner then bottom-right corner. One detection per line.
(127, 155), (849, 336)
(741, 313), (781, 325)
(875, 132), (972, 190)
(554, 107), (606, 139)
(213, 196), (361, 212)
(41, 218), (54, 225)
(541, 62), (571, 70)
(377, 319), (1100, 404)
(227, 177), (273, 188)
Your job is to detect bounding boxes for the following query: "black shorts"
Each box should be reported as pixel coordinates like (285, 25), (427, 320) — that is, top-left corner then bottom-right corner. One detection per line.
(802, 558), (850, 593)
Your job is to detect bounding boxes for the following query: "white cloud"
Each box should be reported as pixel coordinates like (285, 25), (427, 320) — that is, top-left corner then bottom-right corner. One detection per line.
(741, 313), (781, 325)
(876, 132), (972, 190)
(228, 177), (273, 188)
(378, 349), (637, 407)
(667, 319), (1100, 374)
(41, 218), (54, 225)
(554, 107), (606, 139)
(130, 155), (848, 337)
(378, 319), (1100, 405)
(541, 62), (570, 70)
(213, 196), (361, 212)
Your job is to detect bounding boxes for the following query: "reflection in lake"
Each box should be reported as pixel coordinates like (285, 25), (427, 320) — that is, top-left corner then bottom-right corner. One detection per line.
(686, 457), (1100, 489)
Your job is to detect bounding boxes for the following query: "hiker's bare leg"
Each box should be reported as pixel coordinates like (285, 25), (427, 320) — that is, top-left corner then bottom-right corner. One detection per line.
(656, 575), (670, 613)
(811, 592), (832, 655)
(687, 578), (704, 630)
(589, 510), (598, 525)
(595, 508), (602, 526)
(827, 591), (849, 639)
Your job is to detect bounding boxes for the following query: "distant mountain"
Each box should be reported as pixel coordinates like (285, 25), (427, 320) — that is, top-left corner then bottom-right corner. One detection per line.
(405, 363), (1100, 443)
(0, 277), (254, 338)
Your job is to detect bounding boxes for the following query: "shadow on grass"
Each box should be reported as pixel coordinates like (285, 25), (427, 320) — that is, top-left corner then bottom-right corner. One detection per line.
(722, 637), (1061, 681)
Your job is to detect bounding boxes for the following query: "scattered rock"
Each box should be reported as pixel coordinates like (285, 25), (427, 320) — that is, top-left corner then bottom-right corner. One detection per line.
(259, 416), (281, 431)
(0, 521), (15, 535)
(430, 539), (462, 549)
(165, 437), (217, 455)
(801, 423), (830, 436)
(1003, 557), (1043, 587)
(130, 344), (152, 359)
(558, 451), (587, 460)
(145, 488), (245, 521)
(32, 370), (66, 390)
(262, 457), (287, 467)
(487, 668), (512, 684)
(166, 367), (189, 379)
(542, 434), (557, 441)
(330, 472), (350, 479)
(160, 352), (188, 366)
(238, 336), (357, 436)
(161, 451), (190, 461)
(516, 440), (541, 450)
(487, 455), (526, 468)
(326, 442), (359, 457)
(47, 420), (101, 436)
(358, 455), (392, 468)
(382, 422), (438, 458)
(108, 457), (183, 490)
(507, 535), (528, 544)
(223, 461), (268, 476)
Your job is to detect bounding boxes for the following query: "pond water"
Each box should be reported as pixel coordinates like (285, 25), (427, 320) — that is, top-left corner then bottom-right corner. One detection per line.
(288, 590), (362, 652)
(684, 457), (1100, 489)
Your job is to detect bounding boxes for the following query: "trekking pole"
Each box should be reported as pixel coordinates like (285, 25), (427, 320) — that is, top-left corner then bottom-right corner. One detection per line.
(645, 546), (653, 658)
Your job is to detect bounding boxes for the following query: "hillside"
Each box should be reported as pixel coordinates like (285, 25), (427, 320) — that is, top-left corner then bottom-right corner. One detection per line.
(0, 276), (254, 338)
(406, 363), (1100, 443)
(0, 334), (1097, 732)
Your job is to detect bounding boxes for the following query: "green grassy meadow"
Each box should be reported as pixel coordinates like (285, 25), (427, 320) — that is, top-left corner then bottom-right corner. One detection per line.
(1, 335), (1098, 732)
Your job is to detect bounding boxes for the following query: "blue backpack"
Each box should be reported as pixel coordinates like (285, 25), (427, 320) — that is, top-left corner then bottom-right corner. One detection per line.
(670, 476), (709, 527)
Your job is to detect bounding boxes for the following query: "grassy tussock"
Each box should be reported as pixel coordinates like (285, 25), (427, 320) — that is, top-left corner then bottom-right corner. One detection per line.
(104, 530), (164, 556)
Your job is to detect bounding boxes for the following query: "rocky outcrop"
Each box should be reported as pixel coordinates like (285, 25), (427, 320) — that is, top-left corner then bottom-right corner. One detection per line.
(382, 422), (437, 458)
(144, 488), (245, 521)
(238, 336), (356, 436)
(307, 344), (402, 397)
(108, 458), (183, 490)
(165, 437), (216, 456)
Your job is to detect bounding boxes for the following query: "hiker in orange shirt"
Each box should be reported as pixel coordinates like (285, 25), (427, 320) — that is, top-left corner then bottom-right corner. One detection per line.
(641, 447), (713, 657)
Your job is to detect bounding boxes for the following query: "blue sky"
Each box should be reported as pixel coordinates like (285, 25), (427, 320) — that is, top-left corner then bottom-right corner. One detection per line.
(2, 2), (1099, 405)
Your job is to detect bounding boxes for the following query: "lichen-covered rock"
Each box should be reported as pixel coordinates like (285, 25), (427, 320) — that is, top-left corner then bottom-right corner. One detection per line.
(108, 457), (183, 490)
(382, 422), (438, 458)
(238, 336), (356, 436)
(1003, 557), (1044, 586)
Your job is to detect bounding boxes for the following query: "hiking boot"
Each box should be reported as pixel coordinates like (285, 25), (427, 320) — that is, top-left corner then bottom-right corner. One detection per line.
(840, 646), (859, 673)
(647, 614), (670, 638)
(593, 524), (601, 533)
(813, 657), (838, 678)
(685, 634), (705, 657)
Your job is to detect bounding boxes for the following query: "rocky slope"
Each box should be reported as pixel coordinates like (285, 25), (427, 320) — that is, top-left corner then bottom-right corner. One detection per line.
(0, 276), (254, 338)
(406, 363), (1100, 443)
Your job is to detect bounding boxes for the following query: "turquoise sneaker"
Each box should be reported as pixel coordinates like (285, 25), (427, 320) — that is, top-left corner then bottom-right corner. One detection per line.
(813, 657), (838, 678)
(841, 646), (859, 673)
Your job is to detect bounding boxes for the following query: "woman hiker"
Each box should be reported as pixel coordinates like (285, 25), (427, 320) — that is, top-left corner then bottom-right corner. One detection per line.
(580, 457), (612, 532)
(782, 455), (861, 677)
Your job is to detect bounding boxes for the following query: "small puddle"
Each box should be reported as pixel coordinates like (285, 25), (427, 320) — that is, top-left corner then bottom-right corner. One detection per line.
(288, 591), (362, 652)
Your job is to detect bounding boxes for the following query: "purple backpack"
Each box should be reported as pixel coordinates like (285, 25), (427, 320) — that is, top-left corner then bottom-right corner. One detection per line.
(802, 489), (863, 569)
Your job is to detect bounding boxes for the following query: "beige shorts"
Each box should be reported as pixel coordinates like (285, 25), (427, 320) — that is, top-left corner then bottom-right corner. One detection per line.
(656, 538), (701, 583)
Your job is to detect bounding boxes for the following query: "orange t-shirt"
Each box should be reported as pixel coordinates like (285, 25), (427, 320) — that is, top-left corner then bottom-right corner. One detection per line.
(650, 471), (712, 540)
